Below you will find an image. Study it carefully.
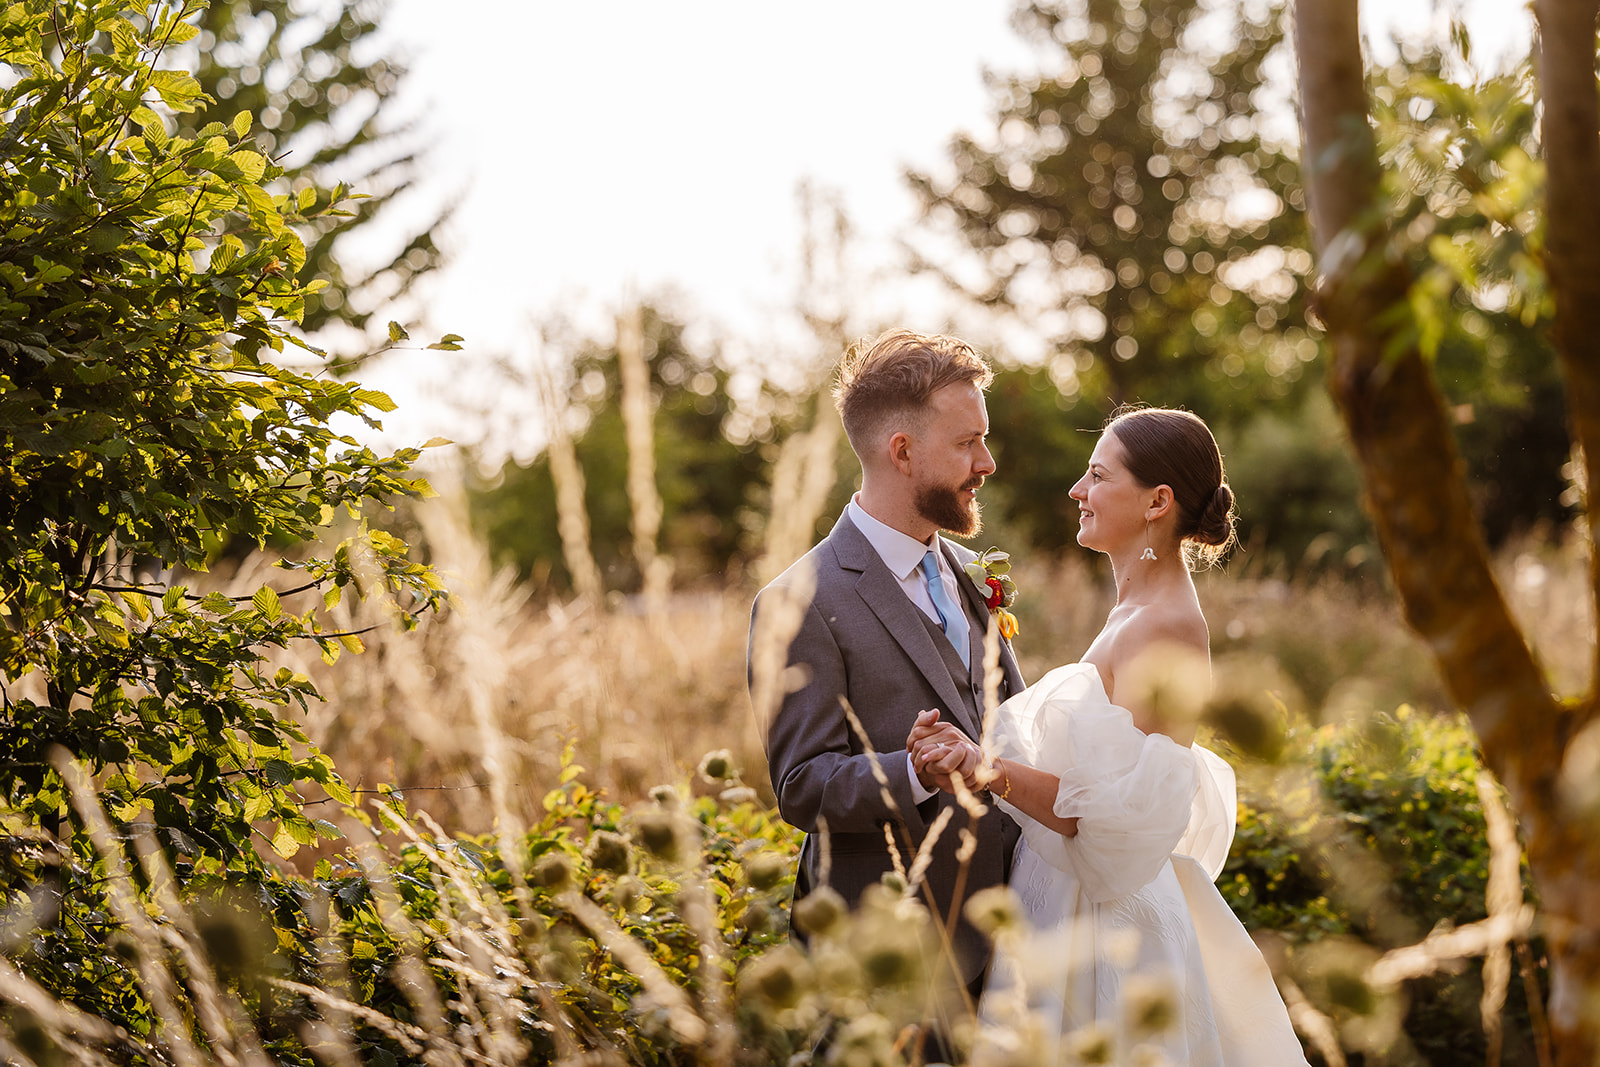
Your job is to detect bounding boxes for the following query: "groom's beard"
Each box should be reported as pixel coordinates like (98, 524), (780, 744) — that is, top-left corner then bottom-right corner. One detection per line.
(916, 477), (984, 538)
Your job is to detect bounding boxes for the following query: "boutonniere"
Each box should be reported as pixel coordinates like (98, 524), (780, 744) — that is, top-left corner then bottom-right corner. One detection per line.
(964, 547), (1020, 640)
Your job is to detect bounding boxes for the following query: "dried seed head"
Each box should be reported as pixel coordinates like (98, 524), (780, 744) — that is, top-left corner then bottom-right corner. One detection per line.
(719, 785), (758, 806)
(831, 1012), (895, 1064)
(964, 885), (1023, 939)
(192, 894), (275, 985)
(585, 830), (631, 875)
(791, 885), (846, 938)
(1065, 1023), (1114, 1065)
(633, 809), (682, 863)
(744, 898), (775, 936)
(1205, 689), (1287, 763)
(860, 942), (918, 988)
(744, 851), (788, 892)
(739, 944), (812, 1011)
(1121, 973), (1179, 1036)
(532, 852), (575, 891)
(698, 749), (738, 782)
(611, 875), (646, 911)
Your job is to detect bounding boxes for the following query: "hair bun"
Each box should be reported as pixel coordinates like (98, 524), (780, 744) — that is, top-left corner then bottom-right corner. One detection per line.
(1194, 483), (1236, 547)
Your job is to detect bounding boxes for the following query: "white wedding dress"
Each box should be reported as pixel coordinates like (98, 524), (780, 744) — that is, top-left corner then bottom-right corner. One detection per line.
(975, 664), (1309, 1066)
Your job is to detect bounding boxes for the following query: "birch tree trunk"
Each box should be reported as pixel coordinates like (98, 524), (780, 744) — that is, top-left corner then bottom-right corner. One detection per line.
(1293, 0), (1600, 1060)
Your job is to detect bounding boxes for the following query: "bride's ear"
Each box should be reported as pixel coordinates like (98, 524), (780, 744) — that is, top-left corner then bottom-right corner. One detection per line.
(1146, 485), (1175, 521)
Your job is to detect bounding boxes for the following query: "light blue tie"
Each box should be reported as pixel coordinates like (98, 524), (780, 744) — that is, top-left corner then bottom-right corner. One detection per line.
(920, 549), (970, 671)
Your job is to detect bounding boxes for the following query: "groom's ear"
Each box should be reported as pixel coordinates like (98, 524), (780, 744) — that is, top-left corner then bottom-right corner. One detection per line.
(888, 430), (915, 475)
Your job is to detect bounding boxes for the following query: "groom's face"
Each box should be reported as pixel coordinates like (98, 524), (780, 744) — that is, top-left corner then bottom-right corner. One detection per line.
(911, 382), (994, 537)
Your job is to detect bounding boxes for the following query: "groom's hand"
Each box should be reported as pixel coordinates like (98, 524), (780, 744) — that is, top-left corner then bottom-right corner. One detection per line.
(910, 722), (981, 793)
(908, 710), (952, 790)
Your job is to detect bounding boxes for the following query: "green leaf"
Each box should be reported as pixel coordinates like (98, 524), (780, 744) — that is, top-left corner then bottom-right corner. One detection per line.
(119, 590), (151, 621)
(149, 69), (203, 113)
(243, 791), (272, 822)
(231, 110), (252, 138)
(387, 320), (409, 342)
(354, 389), (396, 413)
(163, 18), (199, 45)
(253, 585), (281, 620)
(270, 823), (300, 858)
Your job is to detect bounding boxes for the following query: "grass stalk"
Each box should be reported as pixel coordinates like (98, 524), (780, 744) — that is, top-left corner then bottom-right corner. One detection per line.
(536, 363), (603, 603)
(617, 305), (672, 612)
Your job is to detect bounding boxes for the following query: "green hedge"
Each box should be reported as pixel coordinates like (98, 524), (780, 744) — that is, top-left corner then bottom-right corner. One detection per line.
(1222, 706), (1544, 1065)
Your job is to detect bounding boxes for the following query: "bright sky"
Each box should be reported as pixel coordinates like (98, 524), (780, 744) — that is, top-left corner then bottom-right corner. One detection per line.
(359, 0), (1533, 458)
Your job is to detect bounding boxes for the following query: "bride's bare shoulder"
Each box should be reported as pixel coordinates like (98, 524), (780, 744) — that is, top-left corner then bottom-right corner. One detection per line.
(1084, 600), (1207, 690)
(1135, 599), (1208, 654)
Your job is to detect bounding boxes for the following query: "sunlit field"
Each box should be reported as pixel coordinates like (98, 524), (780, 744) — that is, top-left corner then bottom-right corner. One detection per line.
(11, 0), (1600, 1062)
(194, 511), (1590, 835)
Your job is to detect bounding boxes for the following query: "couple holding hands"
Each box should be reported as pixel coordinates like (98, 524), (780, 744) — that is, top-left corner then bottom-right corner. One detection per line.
(751, 329), (1308, 1065)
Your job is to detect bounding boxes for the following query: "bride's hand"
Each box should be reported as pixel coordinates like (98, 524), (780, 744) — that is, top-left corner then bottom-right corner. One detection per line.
(910, 724), (981, 793)
(906, 708), (947, 752)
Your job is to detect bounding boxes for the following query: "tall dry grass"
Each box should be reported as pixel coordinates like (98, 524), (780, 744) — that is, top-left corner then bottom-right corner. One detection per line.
(194, 498), (761, 843)
(191, 504), (1592, 846)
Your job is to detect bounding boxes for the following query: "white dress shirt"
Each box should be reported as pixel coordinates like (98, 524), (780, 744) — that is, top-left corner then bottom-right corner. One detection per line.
(846, 496), (966, 803)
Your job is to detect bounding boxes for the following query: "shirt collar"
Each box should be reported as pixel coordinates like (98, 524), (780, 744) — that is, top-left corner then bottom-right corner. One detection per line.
(848, 496), (942, 581)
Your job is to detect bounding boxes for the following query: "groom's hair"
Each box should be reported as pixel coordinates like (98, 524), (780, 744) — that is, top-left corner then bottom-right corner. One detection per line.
(833, 329), (993, 458)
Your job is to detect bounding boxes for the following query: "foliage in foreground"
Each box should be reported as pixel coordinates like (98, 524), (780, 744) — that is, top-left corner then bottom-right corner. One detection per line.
(0, 708), (1545, 1066)
(1224, 707), (1546, 1065)
(0, 0), (458, 872)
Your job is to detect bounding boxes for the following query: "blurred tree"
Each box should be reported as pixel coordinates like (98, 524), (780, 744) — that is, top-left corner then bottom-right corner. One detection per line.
(908, 0), (1334, 564)
(913, 0), (1564, 565)
(1294, 0), (1594, 1058)
(185, 0), (444, 334)
(910, 0), (1314, 414)
(470, 307), (775, 592)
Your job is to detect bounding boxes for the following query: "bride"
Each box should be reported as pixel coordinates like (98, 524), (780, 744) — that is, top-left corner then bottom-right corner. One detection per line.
(908, 407), (1309, 1066)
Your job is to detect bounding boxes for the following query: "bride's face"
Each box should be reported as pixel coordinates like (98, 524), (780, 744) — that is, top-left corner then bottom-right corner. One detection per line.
(1069, 431), (1150, 553)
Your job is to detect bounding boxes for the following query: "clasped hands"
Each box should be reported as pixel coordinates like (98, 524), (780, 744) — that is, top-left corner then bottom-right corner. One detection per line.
(906, 709), (991, 794)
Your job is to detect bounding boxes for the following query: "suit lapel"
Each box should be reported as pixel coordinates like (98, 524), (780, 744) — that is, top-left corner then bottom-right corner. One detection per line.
(831, 516), (979, 739)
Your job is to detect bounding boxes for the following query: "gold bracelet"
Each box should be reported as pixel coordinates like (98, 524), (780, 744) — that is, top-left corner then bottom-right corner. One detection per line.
(996, 758), (1013, 801)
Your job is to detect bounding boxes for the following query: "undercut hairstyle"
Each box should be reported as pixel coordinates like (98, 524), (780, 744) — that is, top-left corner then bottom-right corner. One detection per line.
(832, 329), (994, 459)
(1105, 406), (1237, 566)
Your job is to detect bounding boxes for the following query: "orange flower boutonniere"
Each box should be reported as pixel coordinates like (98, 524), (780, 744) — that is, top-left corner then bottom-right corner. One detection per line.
(964, 547), (1020, 640)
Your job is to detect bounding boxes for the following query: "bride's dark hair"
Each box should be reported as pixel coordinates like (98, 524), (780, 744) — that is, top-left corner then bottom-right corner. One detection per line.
(1104, 406), (1236, 566)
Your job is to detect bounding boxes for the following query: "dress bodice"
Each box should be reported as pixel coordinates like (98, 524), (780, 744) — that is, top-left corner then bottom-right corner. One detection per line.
(988, 662), (1237, 902)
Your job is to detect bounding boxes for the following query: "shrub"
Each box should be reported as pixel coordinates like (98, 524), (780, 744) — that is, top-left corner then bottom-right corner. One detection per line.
(1222, 706), (1545, 1065)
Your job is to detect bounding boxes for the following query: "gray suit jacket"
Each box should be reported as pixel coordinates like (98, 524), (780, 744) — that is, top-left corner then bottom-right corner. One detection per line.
(750, 509), (1025, 985)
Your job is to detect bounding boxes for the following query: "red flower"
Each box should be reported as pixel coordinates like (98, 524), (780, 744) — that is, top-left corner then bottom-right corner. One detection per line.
(984, 576), (1004, 610)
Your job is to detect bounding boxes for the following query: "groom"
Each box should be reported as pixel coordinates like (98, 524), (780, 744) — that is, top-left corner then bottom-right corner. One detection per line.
(750, 328), (1024, 995)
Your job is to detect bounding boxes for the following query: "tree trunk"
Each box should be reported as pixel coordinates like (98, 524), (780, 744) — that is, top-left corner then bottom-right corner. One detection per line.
(1535, 0), (1600, 682)
(1532, 0), (1600, 1057)
(1293, 1), (1600, 1060)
